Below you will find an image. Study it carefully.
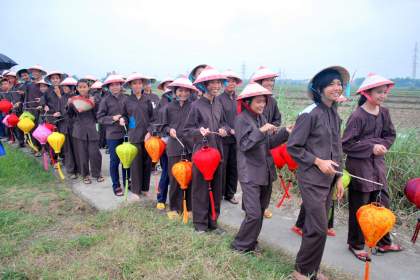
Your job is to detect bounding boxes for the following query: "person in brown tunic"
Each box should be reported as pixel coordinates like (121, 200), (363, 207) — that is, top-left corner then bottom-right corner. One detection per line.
(97, 75), (128, 196)
(120, 73), (154, 200)
(91, 81), (108, 150)
(250, 66), (283, 218)
(68, 79), (103, 184)
(59, 77), (79, 178)
(161, 76), (196, 218)
(41, 71), (67, 129)
(342, 73), (402, 261)
(231, 83), (290, 253)
(215, 70), (242, 205)
(143, 78), (160, 110)
(287, 66), (347, 280)
(184, 66), (230, 233)
(188, 64), (208, 99)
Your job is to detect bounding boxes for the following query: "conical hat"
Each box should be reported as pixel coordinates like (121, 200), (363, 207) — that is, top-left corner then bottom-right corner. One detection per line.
(193, 66), (227, 85)
(91, 80), (103, 89)
(168, 76), (198, 92)
(4, 71), (16, 77)
(28, 64), (47, 75)
(103, 74), (124, 87)
(124, 73), (148, 86)
(45, 70), (67, 82)
(357, 73), (394, 94)
(237, 82), (271, 100)
(157, 78), (174, 91)
(60, 77), (78, 86)
(36, 78), (51, 86)
(250, 66), (278, 82)
(223, 69), (242, 84)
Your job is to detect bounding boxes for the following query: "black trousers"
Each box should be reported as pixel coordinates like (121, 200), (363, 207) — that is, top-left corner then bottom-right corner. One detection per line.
(232, 181), (272, 251)
(295, 183), (333, 277)
(221, 142), (238, 199)
(130, 142), (152, 195)
(296, 200), (335, 229)
(73, 138), (102, 178)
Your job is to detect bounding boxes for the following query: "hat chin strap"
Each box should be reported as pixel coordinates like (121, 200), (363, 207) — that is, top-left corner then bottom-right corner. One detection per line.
(360, 91), (374, 103)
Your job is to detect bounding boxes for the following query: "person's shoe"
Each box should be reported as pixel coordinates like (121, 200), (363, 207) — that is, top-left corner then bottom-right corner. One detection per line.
(291, 225), (303, 236)
(264, 209), (273, 219)
(211, 228), (226, 236)
(167, 211), (179, 220)
(195, 229), (206, 234)
(226, 196), (239, 204)
(291, 271), (310, 280)
(327, 228), (336, 237)
(156, 202), (165, 210)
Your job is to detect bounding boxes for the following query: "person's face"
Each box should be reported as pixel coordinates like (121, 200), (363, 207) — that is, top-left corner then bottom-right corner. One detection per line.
(109, 82), (122, 94)
(260, 78), (275, 91)
(144, 82), (152, 92)
(31, 70), (42, 80)
(6, 76), (16, 85)
(62, 86), (71, 94)
(250, 96), (267, 114)
(163, 82), (171, 92)
(77, 82), (90, 96)
(322, 78), (343, 102)
(206, 80), (222, 97)
(366, 85), (389, 106)
(194, 67), (205, 79)
(225, 78), (238, 93)
(21, 72), (30, 82)
(176, 87), (191, 101)
(130, 79), (143, 93)
(49, 74), (61, 86)
(39, 84), (49, 93)
(1, 81), (10, 92)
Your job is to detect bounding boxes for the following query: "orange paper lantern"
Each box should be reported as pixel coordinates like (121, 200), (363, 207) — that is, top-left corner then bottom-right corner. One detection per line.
(172, 159), (193, 224)
(145, 136), (166, 163)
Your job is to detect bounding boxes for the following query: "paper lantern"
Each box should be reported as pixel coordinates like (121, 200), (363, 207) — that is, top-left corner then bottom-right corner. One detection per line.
(279, 144), (298, 171)
(44, 122), (56, 132)
(145, 136), (166, 163)
(192, 145), (222, 221)
(357, 203), (396, 280)
(32, 124), (52, 145)
(19, 111), (35, 121)
(0, 99), (13, 114)
(69, 96), (95, 112)
(405, 178), (420, 244)
(271, 145), (286, 169)
(17, 118), (35, 134)
(47, 132), (65, 154)
(5, 113), (19, 127)
(172, 160), (193, 224)
(116, 142), (138, 169)
(343, 170), (351, 189)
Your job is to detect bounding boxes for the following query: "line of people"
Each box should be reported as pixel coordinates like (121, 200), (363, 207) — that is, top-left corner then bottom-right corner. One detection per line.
(0, 64), (403, 280)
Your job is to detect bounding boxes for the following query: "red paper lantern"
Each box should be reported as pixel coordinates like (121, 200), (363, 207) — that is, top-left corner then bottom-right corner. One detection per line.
(271, 145), (286, 169)
(0, 99), (13, 114)
(405, 178), (420, 209)
(192, 145), (222, 221)
(192, 145), (221, 181)
(279, 144), (298, 171)
(6, 113), (19, 127)
(44, 122), (57, 132)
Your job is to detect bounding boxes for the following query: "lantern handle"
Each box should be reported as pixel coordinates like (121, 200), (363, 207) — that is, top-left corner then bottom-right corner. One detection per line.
(202, 136), (209, 147)
(174, 135), (185, 149)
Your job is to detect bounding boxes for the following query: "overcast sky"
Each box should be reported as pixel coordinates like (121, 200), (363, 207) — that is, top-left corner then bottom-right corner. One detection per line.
(2, 0), (419, 80)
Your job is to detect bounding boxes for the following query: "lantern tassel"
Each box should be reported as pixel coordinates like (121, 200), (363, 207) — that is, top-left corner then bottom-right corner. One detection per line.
(124, 170), (129, 201)
(364, 248), (372, 280)
(9, 128), (14, 142)
(56, 163), (65, 180)
(411, 219), (420, 244)
(208, 183), (217, 221)
(276, 179), (291, 208)
(26, 135), (39, 152)
(49, 146), (56, 165)
(42, 147), (49, 171)
(183, 191), (188, 224)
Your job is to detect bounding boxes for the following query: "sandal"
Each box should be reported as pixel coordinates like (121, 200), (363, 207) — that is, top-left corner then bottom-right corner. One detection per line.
(327, 228), (336, 237)
(377, 244), (403, 253)
(83, 176), (92, 184)
(291, 226), (303, 236)
(348, 246), (371, 262)
(264, 209), (273, 219)
(96, 176), (105, 183)
(70, 174), (78, 180)
(114, 187), (123, 196)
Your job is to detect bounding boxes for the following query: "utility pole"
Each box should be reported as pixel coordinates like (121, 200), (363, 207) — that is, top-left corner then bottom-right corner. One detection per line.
(413, 42), (418, 79)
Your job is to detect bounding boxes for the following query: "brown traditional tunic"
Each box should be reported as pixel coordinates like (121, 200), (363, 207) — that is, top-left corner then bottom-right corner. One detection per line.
(96, 92), (127, 140)
(263, 95), (282, 126)
(183, 95), (230, 231)
(287, 102), (342, 277)
(232, 109), (289, 251)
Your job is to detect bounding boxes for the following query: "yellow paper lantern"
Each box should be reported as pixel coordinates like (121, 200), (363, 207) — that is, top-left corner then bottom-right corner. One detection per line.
(47, 132), (66, 154)
(17, 118), (35, 134)
(116, 142), (138, 169)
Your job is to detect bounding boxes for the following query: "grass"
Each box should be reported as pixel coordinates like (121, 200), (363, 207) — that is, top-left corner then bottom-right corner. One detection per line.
(0, 146), (305, 280)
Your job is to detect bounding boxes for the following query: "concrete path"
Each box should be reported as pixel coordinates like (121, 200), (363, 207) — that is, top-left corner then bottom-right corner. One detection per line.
(58, 149), (420, 280)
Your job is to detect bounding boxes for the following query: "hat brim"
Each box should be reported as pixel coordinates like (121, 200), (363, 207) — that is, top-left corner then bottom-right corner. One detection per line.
(28, 68), (47, 76)
(310, 66), (350, 86)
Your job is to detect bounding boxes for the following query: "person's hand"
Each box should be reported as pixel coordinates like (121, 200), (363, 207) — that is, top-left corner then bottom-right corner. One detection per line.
(36, 105), (42, 110)
(44, 105), (49, 112)
(200, 127), (210, 136)
(230, 129), (235, 135)
(373, 144), (387, 156)
(35, 98), (41, 102)
(286, 125), (294, 134)
(144, 132), (151, 141)
(315, 158), (339, 176)
(169, 128), (177, 138)
(335, 177), (344, 200)
(119, 118), (126, 126)
(112, 114), (122, 122)
(259, 123), (277, 133)
(53, 112), (61, 117)
(218, 128), (227, 137)
(54, 86), (61, 96)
